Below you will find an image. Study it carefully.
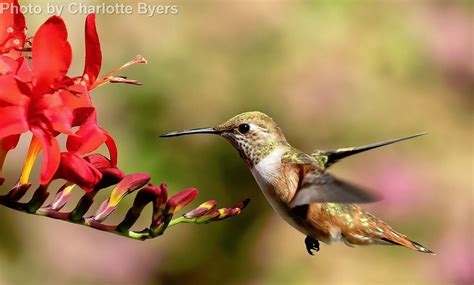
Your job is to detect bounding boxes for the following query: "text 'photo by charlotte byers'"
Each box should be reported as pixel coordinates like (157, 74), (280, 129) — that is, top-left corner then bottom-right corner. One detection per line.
(0, 2), (179, 17)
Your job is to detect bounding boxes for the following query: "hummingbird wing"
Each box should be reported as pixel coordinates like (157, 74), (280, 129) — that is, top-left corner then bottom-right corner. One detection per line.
(311, 133), (427, 168)
(289, 171), (381, 208)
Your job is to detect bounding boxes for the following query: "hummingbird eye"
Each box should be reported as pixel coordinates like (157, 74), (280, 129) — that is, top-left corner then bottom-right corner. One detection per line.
(238, 123), (251, 134)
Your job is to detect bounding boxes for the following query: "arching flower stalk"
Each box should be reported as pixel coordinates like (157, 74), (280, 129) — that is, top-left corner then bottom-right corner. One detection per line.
(0, 3), (248, 240)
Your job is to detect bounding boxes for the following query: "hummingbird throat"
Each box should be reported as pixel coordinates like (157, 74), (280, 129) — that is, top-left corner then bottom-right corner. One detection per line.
(226, 135), (280, 167)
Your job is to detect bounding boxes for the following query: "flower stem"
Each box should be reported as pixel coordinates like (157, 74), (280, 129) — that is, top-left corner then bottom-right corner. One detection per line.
(167, 216), (191, 227)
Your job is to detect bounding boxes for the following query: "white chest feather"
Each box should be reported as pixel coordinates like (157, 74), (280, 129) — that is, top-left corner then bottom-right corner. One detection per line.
(250, 148), (302, 228)
(252, 148), (286, 185)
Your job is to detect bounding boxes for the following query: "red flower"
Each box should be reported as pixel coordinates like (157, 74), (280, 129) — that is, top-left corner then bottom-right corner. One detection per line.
(84, 154), (124, 190)
(0, 10), (249, 241)
(0, 13), (143, 185)
(0, 16), (81, 184)
(54, 152), (102, 192)
(0, 0), (26, 59)
(0, 0), (28, 181)
(63, 14), (113, 163)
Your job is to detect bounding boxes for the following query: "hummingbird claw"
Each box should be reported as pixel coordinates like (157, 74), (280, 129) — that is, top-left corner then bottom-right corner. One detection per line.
(305, 235), (320, 255)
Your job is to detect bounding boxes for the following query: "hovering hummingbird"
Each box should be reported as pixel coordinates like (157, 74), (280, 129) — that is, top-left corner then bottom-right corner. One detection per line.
(161, 112), (434, 255)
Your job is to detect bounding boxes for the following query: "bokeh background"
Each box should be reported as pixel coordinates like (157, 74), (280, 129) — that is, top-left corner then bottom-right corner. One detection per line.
(0, 1), (473, 284)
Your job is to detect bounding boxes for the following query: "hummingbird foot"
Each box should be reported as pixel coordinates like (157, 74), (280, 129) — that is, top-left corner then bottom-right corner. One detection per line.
(304, 235), (320, 255)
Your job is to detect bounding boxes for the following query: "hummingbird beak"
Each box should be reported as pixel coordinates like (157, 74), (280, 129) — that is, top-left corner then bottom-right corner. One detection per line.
(160, 127), (220, 138)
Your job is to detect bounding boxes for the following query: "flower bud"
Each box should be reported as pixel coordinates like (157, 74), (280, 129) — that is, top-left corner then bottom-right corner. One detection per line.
(165, 188), (198, 215)
(184, 200), (217, 219)
(54, 152), (102, 192)
(117, 184), (162, 232)
(93, 173), (150, 222)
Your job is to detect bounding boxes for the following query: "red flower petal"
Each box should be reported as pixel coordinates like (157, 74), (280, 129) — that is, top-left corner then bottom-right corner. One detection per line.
(0, 55), (18, 75)
(59, 84), (92, 110)
(31, 127), (61, 185)
(157, 183), (168, 208)
(0, 75), (29, 106)
(0, 134), (20, 151)
(54, 152), (102, 192)
(103, 129), (118, 166)
(32, 16), (72, 94)
(42, 105), (74, 135)
(66, 109), (108, 155)
(29, 92), (74, 135)
(15, 56), (32, 82)
(0, 0), (26, 59)
(82, 14), (102, 86)
(67, 123), (106, 155)
(72, 107), (95, 127)
(0, 106), (28, 139)
(94, 167), (124, 190)
(29, 91), (62, 111)
(83, 154), (112, 171)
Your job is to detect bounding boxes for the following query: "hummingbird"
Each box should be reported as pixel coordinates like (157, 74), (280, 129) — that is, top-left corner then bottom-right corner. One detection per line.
(161, 111), (434, 255)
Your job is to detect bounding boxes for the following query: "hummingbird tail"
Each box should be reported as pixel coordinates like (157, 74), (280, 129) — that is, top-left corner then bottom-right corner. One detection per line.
(382, 231), (435, 255)
(321, 133), (427, 167)
(409, 240), (435, 255)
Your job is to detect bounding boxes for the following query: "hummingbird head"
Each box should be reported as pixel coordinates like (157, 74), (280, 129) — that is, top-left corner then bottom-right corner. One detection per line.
(160, 111), (289, 166)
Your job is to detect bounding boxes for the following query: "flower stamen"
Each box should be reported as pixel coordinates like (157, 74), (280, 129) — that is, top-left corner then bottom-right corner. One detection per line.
(19, 136), (42, 185)
(89, 55), (147, 90)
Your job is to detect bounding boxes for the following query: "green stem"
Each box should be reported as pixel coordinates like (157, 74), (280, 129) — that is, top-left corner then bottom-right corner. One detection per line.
(167, 216), (195, 227)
